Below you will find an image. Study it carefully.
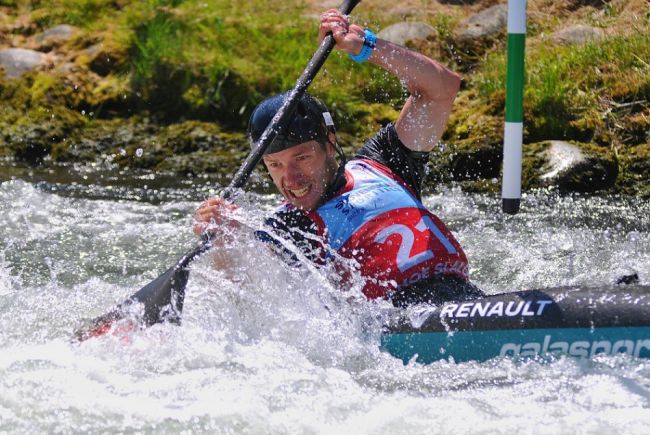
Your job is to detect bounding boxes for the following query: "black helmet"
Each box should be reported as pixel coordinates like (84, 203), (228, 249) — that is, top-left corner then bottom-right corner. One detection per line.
(248, 92), (335, 154)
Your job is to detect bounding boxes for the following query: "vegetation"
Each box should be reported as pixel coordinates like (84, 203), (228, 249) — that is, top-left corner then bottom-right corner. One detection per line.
(0, 0), (648, 195)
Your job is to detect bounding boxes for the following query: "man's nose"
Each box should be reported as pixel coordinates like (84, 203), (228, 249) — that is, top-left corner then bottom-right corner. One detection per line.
(283, 162), (304, 185)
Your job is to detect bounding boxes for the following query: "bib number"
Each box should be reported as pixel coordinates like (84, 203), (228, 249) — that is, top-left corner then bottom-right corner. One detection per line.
(374, 216), (457, 273)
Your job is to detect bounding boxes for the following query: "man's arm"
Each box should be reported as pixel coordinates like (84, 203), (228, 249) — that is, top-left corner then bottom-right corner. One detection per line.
(371, 41), (461, 152)
(319, 10), (461, 152)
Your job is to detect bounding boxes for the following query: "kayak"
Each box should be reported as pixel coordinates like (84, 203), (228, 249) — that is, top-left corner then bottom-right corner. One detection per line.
(75, 257), (650, 366)
(381, 284), (650, 363)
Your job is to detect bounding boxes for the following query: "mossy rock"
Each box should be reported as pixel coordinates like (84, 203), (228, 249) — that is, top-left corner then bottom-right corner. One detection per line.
(445, 90), (503, 143)
(2, 106), (86, 163)
(155, 148), (247, 177)
(111, 120), (248, 173)
(617, 142), (650, 198)
(524, 140), (618, 193)
(433, 104), (503, 183)
(34, 116), (249, 173)
(85, 43), (129, 77)
(451, 4), (507, 71)
(51, 117), (156, 163)
(624, 143), (650, 176)
(426, 139), (502, 188)
(154, 120), (235, 154)
(619, 109), (650, 146)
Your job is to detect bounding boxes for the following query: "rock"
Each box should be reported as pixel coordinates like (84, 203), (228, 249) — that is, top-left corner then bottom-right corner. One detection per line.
(378, 22), (436, 46)
(35, 25), (77, 45)
(551, 25), (604, 45)
(540, 141), (587, 180)
(55, 62), (78, 74)
(626, 143), (650, 172)
(455, 4), (507, 41)
(0, 48), (46, 78)
(87, 45), (127, 76)
(537, 141), (618, 192)
(389, 7), (421, 19)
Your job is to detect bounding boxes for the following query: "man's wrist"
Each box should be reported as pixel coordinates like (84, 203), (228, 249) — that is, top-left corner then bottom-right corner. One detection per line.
(349, 29), (377, 63)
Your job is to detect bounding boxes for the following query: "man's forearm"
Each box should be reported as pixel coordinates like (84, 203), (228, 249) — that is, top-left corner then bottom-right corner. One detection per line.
(368, 39), (461, 104)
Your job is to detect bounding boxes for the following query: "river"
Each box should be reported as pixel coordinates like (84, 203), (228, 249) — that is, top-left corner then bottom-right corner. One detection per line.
(1, 163), (649, 433)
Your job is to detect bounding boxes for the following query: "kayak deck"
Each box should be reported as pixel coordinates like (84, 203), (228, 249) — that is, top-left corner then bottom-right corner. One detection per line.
(381, 285), (650, 363)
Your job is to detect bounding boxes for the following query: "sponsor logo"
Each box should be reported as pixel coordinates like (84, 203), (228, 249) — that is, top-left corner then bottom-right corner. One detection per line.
(434, 261), (469, 279)
(500, 335), (650, 358)
(439, 299), (553, 319)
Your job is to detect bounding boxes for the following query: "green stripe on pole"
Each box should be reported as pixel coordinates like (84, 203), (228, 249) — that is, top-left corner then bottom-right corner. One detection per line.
(505, 33), (525, 123)
(502, 0), (527, 214)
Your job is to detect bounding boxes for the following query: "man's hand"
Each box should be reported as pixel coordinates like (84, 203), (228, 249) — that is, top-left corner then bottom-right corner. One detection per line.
(318, 9), (365, 56)
(192, 197), (241, 237)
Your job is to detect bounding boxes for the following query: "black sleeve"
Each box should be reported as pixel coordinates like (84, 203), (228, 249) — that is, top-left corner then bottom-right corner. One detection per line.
(354, 123), (430, 199)
(254, 207), (327, 266)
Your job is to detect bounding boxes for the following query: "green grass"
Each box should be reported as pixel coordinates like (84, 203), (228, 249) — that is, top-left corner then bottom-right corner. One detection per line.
(473, 29), (650, 142)
(29, 0), (121, 28)
(12, 0), (648, 147)
(12, 0), (409, 130)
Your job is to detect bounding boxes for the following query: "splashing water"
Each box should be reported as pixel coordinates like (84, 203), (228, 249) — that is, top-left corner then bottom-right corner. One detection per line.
(1, 173), (649, 433)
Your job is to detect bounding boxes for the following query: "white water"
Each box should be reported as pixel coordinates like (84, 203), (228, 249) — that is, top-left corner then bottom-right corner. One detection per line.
(1, 174), (650, 433)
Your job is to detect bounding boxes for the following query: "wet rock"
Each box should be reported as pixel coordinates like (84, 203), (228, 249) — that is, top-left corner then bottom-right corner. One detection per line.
(551, 25), (604, 45)
(451, 4), (507, 70)
(620, 109), (650, 146)
(35, 25), (77, 49)
(535, 141), (618, 192)
(55, 62), (79, 74)
(3, 107), (87, 164)
(539, 141), (587, 180)
(428, 112), (504, 184)
(51, 118), (155, 163)
(156, 149), (246, 176)
(455, 4), (507, 41)
(378, 22), (436, 46)
(0, 48), (46, 78)
(620, 143), (650, 198)
(157, 121), (233, 154)
(86, 44), (127, 76)
(109, 120), (248, 174)
(389, 7), (422, 20)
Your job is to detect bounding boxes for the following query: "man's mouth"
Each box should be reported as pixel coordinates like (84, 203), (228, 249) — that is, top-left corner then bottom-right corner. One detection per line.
(287, 185), (311, 198)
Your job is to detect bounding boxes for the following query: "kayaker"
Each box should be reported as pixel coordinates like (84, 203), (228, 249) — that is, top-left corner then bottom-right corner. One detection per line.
(193, 9), (484, 306)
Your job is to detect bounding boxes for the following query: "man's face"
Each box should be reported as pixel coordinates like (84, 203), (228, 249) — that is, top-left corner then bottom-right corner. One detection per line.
(262, 140), (338, 210)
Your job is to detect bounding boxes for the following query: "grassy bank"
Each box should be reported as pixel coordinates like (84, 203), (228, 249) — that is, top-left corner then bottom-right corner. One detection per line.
(1, 0), (649, 194)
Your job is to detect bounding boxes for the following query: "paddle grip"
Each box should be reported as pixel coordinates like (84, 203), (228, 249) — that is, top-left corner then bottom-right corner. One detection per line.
(221, 0), (361, 201)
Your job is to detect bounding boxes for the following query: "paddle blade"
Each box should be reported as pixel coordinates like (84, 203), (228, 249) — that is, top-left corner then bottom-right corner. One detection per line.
(72, 242), (209, 342)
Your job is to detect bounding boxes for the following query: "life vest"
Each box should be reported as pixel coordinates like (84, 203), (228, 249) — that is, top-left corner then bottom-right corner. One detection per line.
(306, 159), (469, 299)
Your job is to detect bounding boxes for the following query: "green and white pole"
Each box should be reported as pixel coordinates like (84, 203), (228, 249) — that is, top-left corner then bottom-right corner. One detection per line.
(502, 0), (527, 214)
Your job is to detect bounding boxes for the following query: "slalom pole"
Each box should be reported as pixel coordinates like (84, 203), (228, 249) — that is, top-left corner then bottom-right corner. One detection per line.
(501, 0), (527, 214)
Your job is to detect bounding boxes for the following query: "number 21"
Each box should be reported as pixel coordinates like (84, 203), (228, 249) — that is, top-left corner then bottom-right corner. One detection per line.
(374, 216), (457, 273)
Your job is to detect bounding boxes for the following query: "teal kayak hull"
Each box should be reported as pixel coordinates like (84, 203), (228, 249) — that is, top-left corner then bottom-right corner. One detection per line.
(381, 285), (650, 363)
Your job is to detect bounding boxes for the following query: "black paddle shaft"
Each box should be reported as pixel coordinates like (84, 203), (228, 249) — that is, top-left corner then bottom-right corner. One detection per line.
(73, 0), (361, 341)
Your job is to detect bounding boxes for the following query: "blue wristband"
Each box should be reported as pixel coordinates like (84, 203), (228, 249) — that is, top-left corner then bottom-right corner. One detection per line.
(349, 29), (377, 63)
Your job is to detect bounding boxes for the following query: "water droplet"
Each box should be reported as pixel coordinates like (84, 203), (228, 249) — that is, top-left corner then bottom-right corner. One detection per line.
(628, 231), (640, 242)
